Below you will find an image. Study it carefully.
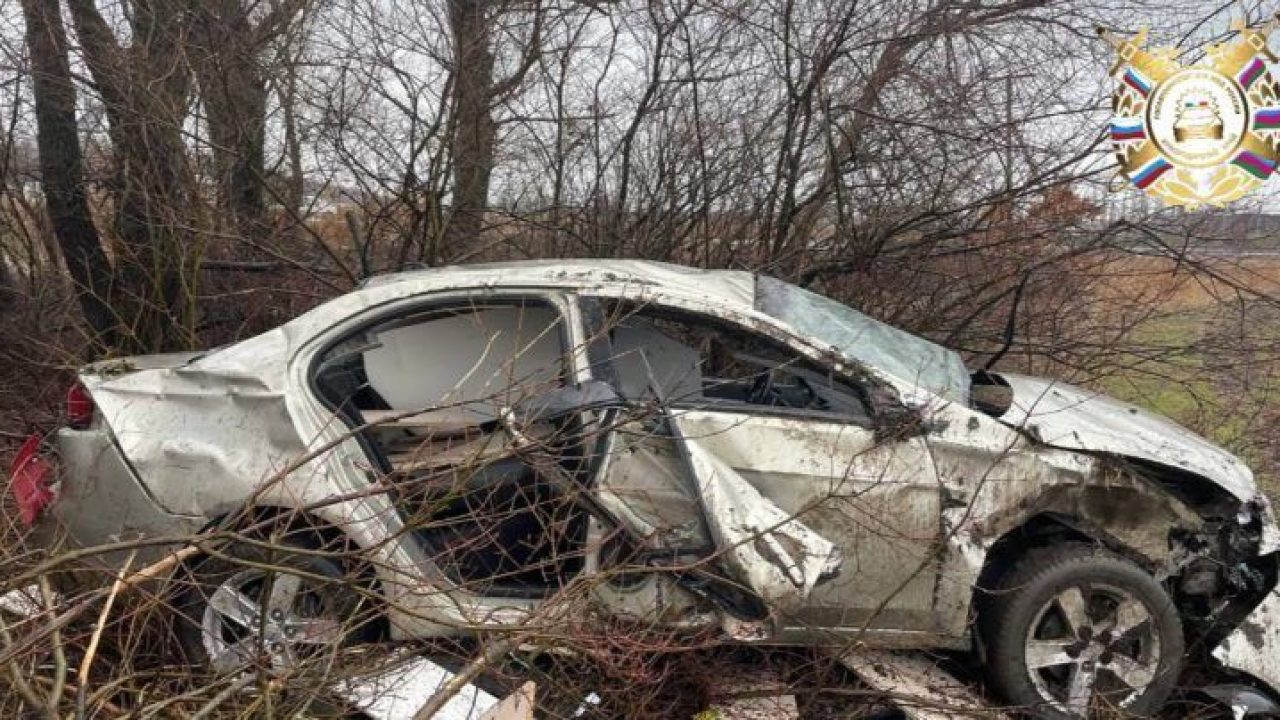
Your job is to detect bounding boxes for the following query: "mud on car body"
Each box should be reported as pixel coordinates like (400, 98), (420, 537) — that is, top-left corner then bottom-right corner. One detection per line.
(11, 259), (1280, 717)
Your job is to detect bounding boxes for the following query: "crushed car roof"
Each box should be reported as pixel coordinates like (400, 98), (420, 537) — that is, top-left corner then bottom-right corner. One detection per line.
(358, 259), (758, 308)
(81, 260), (762, 414)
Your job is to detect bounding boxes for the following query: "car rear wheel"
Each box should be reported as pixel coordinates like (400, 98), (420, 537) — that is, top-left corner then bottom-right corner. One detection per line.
(175, 539), (372, 674)
(981, 543), (1184, 718)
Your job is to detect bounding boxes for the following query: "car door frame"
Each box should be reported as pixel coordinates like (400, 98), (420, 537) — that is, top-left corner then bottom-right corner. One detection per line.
(288, 286), (600, 637)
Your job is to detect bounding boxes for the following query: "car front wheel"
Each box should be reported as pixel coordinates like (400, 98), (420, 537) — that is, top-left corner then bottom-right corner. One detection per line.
(981, 543), (1184, 718)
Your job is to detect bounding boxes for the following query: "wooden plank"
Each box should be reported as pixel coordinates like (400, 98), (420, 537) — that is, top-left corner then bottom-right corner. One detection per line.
(479, 682), (537, 720)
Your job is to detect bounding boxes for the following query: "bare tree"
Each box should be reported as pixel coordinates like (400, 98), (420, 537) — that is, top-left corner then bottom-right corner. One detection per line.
(66, 0), (200, 352)
(19, 0), (114, 347)
(192, 0), (307, 240)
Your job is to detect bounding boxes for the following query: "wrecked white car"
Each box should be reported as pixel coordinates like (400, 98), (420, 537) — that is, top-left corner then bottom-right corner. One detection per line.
(11, 260), (1280, 718)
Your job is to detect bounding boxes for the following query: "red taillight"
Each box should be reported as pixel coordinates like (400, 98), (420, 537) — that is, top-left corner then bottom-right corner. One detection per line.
(66, 382), (94, 429)
(10, 435), (54, 526)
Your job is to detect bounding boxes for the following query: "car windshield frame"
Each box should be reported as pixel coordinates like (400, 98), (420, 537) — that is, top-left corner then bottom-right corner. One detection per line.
(755, 275), (970, 405)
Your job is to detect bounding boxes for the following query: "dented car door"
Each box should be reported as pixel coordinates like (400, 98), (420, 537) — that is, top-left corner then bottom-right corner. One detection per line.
(584, 297), (944, 638)
(672, 406), (942, 637)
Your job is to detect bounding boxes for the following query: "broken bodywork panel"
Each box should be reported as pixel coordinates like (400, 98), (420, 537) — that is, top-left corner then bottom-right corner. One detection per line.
(36, 426), (203, 578)
(987, 371), (1280, 558)
(671, 415), (842, 615)
(942, 372), (1280, 703)
(838, 650), (1011, 720)
(1214, 587), (1280, 713)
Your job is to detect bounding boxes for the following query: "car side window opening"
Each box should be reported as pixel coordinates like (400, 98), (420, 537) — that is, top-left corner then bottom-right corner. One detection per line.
(599, 301), (873, 423)
(313, 299), (588, 597)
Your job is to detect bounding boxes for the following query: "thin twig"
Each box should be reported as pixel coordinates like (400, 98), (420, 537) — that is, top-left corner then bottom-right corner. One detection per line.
(39, 576), (66, 713)
(410, 634), (521, 720)
(76, 549), (136, 718)
(189, 674), (255, 720)
(0, 610), (52, 718)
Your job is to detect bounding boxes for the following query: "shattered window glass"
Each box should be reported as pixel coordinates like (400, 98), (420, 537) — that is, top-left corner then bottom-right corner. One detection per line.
(600, 303), (872, 422)
(756, 276), (970, 404)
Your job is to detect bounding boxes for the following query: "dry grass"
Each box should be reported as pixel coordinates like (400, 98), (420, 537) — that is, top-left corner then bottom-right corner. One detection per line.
(1081, 253), (1280, 500)
(1091, 255), (1280, 311)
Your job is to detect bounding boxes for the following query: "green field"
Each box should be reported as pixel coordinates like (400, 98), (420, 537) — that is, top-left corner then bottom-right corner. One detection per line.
(1096, 305), (1280, 502)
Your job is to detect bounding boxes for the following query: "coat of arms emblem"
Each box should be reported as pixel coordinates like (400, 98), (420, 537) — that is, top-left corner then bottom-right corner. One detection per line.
(1103, 16), (1280, 207)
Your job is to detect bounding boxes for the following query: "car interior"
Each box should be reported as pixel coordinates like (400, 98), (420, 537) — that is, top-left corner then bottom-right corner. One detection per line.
(600, 303), (872, 422)
(309, 298), (875, 600)
(312, 300), (589, 597)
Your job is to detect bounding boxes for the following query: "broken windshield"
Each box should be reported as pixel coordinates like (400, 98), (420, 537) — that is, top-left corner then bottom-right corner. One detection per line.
(755, 276), (970, 404)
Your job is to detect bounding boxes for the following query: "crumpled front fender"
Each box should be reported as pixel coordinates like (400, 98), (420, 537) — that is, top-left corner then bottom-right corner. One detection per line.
(1214, 582), (1280, 713)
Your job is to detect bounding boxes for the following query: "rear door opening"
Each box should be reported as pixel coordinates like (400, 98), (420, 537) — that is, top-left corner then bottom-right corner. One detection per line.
(311, 296), (590, 598)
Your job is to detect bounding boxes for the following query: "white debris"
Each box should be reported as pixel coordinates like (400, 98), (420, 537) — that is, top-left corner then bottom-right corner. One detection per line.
(0, 585), (43, 616)
(338, 654), (499, 720)
(478, 681), (535, 720)
(1213, 588), (1280, 712)
(839, 650), (1008, 719)
(702, 668), (800, 720)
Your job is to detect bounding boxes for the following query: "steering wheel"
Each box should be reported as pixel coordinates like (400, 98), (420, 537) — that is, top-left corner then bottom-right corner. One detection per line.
(747, 370), (777, 405)
(781, 375), (813, 409)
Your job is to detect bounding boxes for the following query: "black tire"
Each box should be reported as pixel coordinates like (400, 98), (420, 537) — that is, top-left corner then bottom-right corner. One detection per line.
(980, 543), (1184, 719)
(174, 538), (374, 674)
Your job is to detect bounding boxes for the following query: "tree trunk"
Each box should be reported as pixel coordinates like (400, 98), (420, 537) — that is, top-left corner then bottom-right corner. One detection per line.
(20, 0), (117, 348)
(445, 0), (498, 254)
(67, 0), (198, 353)
(203, 71), (268, 240)
(282, 54), (306, 223)
(194, 0), (268, 241)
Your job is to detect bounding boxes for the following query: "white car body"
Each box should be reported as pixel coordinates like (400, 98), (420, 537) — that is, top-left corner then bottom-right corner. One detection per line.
(27, 260), (1280, 712)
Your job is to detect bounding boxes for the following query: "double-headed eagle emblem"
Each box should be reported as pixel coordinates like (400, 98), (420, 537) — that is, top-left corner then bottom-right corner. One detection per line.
(1103, 16), (1280, 207)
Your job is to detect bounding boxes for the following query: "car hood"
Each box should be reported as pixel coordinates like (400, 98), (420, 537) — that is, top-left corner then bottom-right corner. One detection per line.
(992, 373), (1257, 501)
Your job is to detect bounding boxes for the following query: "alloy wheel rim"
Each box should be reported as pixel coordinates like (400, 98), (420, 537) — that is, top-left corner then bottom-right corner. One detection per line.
(200, 568), (343, 673)
(1023, 582), (1162, 716)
